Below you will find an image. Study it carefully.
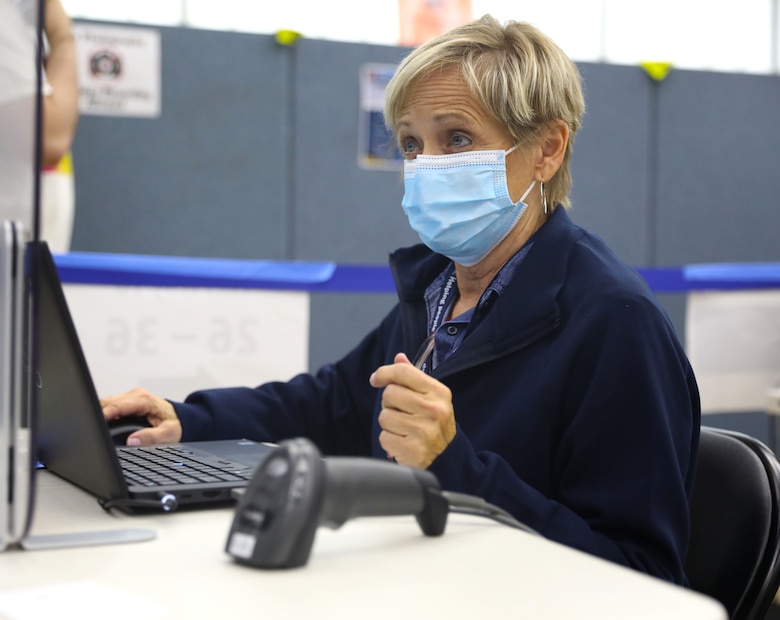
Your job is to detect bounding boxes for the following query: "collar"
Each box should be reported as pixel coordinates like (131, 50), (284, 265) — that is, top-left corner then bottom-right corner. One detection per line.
(390, 207), (579, 368)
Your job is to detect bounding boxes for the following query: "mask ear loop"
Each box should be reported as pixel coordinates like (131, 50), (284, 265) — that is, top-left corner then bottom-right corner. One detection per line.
(540, 181), (548, 216)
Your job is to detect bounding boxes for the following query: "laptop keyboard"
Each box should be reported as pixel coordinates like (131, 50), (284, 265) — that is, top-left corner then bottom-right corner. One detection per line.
(117, 445), (255, 488)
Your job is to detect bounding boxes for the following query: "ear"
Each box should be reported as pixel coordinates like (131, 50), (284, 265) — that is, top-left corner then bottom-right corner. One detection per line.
(534, 121), (569, 182)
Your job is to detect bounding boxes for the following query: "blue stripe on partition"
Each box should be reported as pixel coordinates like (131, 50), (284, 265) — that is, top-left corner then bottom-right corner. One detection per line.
(54, 252), (337, 291)
(313, 265), (396, 293)
(683, 263), (780, 290)
(635, 267), (688, 293)
(53, 253), (780, 294)
(638, 265), (780, 292)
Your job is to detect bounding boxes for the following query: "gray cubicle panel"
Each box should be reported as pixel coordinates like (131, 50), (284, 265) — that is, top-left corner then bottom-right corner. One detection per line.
(70, 23), (290, 259)
(292, 38), (419, 367)
(653, 68), (780, 349)
(292, 38), (418, 263)
(653, 68), (780, 443)
(655, 68), (780, 265)
(568, 62), (653, 267)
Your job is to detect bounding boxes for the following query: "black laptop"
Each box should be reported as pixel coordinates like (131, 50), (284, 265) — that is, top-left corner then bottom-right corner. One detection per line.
(31, 241), (275, 511)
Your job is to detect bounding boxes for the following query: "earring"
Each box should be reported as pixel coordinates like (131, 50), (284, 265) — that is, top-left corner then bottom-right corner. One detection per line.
(540, 181), (548, 216)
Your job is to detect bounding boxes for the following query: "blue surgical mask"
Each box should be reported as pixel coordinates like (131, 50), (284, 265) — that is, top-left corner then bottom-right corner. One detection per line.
(401, 146), (535, 267)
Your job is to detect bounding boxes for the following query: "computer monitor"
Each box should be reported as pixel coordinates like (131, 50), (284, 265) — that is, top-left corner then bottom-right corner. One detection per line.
(0, 0), (44, 550)
(0, 0), (43, 238)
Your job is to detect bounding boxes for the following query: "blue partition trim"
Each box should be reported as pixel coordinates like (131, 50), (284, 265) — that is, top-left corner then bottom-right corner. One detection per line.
(54, 252), (336, 290)
(53, 253), (780, 294)
(683, 263), (780, 290)
(635, 267), (687, 293)
(636, 266), (780, 292)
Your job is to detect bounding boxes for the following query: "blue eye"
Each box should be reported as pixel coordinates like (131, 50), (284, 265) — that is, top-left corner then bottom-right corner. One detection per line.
(451, 134), (471, 148)
(402, 139), (418, 155)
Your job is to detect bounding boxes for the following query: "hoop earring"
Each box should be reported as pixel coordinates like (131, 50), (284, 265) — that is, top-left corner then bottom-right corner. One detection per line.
(540, 181), (548, 216)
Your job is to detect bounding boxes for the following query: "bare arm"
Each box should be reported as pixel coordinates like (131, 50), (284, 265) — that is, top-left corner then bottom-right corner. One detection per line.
(41, 0), (78, 167)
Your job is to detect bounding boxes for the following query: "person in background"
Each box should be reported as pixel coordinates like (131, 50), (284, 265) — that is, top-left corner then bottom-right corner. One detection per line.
(101, 15), (700, 585)
(39, 0), (79, 252)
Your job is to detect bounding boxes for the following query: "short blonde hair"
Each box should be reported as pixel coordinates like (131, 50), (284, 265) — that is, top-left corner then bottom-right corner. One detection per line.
(384, 15), (585, 209)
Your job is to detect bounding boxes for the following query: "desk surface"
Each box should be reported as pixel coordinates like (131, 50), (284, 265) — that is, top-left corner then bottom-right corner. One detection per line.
(0, 471), (727, 620)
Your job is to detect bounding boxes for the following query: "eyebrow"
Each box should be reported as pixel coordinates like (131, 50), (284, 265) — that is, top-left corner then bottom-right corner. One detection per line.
(396, 111), (473, 130)
(431, 112), (471, 124)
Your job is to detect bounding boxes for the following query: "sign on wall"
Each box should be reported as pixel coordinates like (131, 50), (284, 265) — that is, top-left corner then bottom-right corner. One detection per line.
(686, 290), (780, 413)
(357, 63), (402, 171)
(72, 23), (161, 118)
(64, 284), (309, 402)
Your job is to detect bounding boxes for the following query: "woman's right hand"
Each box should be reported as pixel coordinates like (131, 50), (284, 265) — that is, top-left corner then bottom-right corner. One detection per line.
(100, 387), (182, 445)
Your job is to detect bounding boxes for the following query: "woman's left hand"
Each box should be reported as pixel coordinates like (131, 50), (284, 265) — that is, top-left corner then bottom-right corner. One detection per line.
(369, 352), (457, 468)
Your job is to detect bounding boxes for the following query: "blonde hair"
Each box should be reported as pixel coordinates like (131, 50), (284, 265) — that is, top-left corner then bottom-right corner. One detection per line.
(384, 15), (585, 209)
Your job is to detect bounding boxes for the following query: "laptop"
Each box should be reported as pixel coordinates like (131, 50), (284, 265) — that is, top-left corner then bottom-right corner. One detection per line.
(31, 240), (276, 511)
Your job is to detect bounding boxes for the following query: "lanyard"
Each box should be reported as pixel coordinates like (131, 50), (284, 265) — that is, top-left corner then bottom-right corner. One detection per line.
(415, 271), (458, 373)
(430, 271), (457, 334)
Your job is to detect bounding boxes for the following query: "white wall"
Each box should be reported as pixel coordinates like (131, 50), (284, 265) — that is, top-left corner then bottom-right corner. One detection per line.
(62, 0), (779, 74)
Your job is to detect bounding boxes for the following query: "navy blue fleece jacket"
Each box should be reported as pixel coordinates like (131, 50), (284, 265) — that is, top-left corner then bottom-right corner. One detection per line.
(173, 207), (700, 584)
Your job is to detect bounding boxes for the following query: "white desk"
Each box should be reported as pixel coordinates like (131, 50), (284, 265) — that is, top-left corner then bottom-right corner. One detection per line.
(0, 471), (726, 620)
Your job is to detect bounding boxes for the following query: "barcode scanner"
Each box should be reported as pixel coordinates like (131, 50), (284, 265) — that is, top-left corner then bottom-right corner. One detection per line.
(225, 437), (449, 569)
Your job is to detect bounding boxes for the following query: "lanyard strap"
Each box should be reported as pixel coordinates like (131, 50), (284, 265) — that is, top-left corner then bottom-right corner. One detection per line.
(417, 270), (457, 374)
(430, 271), (457, 334)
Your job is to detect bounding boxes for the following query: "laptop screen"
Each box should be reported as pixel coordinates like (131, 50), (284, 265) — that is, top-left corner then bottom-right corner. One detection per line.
(32, 240), (128, 501)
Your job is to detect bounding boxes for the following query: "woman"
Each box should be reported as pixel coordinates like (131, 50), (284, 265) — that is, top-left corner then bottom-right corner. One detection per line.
(40, 0), (79, 253)
(102, 16), (700, 584)
(0, 0), (77, 247)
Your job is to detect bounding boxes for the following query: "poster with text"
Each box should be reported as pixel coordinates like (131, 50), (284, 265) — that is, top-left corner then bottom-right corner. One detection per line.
(73, 23), (161, 118)
(358, 63), (402, 171)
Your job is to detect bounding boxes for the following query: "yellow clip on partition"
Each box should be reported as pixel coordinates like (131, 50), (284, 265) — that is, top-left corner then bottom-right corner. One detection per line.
(275, 30), (303, 46)
(640, 61), (673, 82)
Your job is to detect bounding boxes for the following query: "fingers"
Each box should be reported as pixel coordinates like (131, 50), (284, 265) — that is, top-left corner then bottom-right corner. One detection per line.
(395, 352), (412, 365)
(378, 414), (452, 469)
(370, 354), (456, 469)
(100, 387), (148, 420)
(377, 387), (453, 458)
(369, 352), (424, 390)
(101, 388), (182, 445)
(126, 420), (183, 446)
(100, 387), (176, 425)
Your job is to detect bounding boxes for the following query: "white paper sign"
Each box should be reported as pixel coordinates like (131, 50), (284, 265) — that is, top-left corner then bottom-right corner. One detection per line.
(63, 284), (309, 402)
(73, 23), (161, 118)
(686, 290), (780, 413)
